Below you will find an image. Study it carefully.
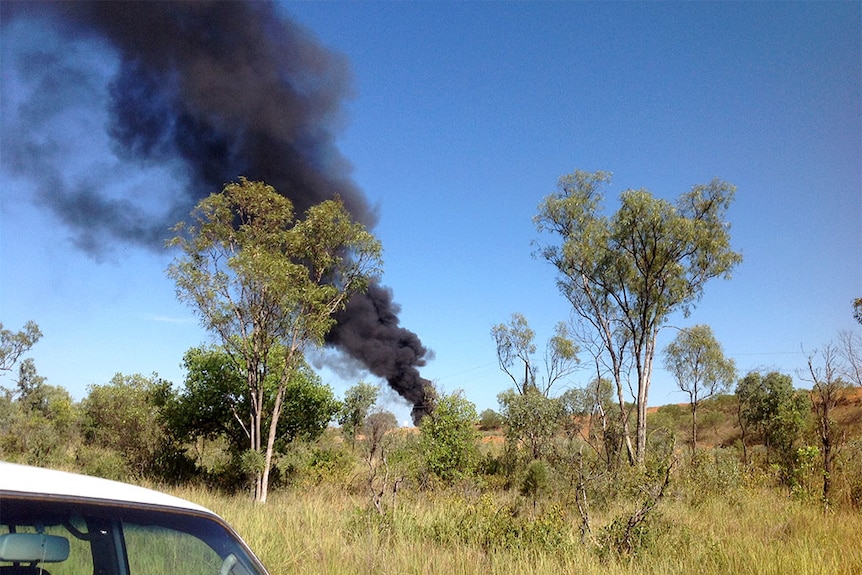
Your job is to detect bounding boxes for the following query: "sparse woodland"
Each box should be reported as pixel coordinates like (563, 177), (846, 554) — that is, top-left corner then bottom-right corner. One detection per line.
(2, 178), (861, 573)
(3, 322), (862, 574)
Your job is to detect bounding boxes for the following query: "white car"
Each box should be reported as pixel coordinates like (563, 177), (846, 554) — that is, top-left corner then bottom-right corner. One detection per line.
(0, 462), (269, 575)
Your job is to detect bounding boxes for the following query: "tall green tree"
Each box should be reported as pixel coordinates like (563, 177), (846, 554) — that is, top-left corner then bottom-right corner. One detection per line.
(168, 178), (381, 502)
(534, 170), (742, 464)
(663, 325), (737, 452)
(491, 313), (579, 396)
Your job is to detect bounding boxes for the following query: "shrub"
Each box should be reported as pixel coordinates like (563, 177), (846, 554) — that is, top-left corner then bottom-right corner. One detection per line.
(419, 391), (479, 482)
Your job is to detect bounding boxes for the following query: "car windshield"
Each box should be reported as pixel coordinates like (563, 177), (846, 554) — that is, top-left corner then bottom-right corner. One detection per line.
(0, 496), (266, 575)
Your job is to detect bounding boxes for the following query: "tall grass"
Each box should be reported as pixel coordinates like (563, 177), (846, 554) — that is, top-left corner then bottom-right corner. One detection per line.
(169, 482), (862, 575)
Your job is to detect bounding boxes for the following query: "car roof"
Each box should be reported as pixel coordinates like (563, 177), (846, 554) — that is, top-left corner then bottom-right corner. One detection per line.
(0, 462), (211, 514)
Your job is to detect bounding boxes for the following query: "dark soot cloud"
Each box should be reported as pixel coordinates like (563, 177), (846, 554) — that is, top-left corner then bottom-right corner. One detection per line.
(2, 0), (433, 420)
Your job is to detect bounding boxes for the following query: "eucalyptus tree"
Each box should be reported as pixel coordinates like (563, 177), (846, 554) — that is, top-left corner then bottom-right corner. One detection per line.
(168, 178), (381, 502)
(498, 387), (566, 461)
(801, 343), (850, 504)
(491, 313), (579, 396)
(338, 381), (379, 449)
(534, 170), (741, 464)
(0, 321), (42, 374)
(801, 331), (861, 505)
(663, 324), (736, 452)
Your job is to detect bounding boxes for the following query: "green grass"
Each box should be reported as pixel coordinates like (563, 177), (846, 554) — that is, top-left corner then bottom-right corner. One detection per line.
(169, 482), (862, 575)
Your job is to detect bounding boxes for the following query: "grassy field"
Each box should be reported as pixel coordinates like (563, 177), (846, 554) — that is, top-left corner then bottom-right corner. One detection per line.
(171, 480), (862, 575)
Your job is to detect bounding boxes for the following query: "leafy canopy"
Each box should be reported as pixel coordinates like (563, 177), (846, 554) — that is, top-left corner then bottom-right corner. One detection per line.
(167, 178), (382, 502)
(534, 169), (742, 463)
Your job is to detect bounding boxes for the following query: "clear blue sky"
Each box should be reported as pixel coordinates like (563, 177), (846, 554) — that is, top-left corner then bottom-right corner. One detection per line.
(1, 2), (860, 426)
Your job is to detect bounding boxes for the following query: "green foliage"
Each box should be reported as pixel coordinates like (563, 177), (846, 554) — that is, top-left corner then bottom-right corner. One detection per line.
(170, 347), (337, 453)
(560, 378), (614, 418)
(789, 445), (820, 500)
(478, 408), (504, 431)
(677, 448), (744, 506)
(0, 347), (82, 467)
(0, 393), (79, 467)
(168, 178), (382, 501)
(0, 320), (42, 374)
(81, 373), (177, 479)
(420, 391), (480, 482)
(491, 313), (578, 396)
(75, 445), (129, 481)
(499, 387), (565, 461)
(598, 512), (668, 560)
(736, 371), (810, 476)
(338, 381), (378, 447)
(534, 170), (742, 463)
(559, 379), (629, 467)
(491, 313), (536, 394)
(276, 363), (340, 445)
(239, 449), (266, 477)
(414, 493), (568, 553)
(520, 459), (549, 503)
(167, 346), (249, 449)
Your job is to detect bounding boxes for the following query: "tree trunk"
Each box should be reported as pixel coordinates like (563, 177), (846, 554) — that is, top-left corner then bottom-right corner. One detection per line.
(691, 400), (698, 453)
(737, 401), (749, 465)
(635, 339), (655, 466)
(612, 371), (636, 465)
(250, 379), (266, 502)
(818, 395), (834, 504)
(636, 396), (647, 465)
(259, 383), (287, 505)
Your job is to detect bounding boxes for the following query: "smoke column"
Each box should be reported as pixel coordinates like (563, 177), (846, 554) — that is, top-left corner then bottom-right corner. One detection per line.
(1, 1), (434, 422)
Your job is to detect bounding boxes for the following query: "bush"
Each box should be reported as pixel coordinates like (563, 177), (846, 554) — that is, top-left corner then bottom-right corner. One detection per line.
(520, 459), (549, 504)
(598, 512), (669, 560)
(419, 493), (569, 553)
(276, 440), (357, 487)
(678, 448), (744, 505)
(76, 445), (129, 480)
(420, 391), (479, 482)
(478, 408), (504, 430)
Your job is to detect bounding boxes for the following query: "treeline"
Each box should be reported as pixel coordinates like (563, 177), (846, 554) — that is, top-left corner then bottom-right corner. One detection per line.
(3, 323), (862, 558)
(3, 174), (862, 559)
(2, 330), (861, 509)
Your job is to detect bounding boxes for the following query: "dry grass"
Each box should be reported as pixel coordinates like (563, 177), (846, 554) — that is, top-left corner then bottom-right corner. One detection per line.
(169, 481), (862, 575)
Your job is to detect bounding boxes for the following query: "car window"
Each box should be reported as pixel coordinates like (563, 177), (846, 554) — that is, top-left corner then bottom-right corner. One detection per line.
(0, 496), (264, 575)
(123, 523), (224, 575)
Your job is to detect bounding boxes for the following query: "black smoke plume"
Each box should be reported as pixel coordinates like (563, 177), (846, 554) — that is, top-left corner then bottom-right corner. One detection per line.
(325, 284), (436, 423)
(1, 1), (434, 422)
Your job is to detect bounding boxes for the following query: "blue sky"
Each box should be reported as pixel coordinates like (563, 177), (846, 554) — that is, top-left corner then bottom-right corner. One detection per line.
(1, 2), (860, 425)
